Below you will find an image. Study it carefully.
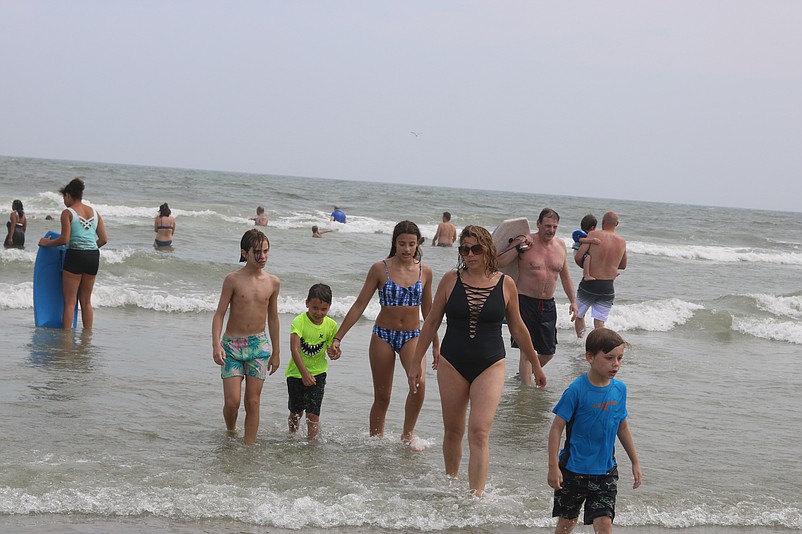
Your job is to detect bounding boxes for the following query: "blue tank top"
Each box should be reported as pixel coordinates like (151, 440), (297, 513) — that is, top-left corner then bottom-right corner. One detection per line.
(67, 207), (99, 250)
(377, 261), (423, 307)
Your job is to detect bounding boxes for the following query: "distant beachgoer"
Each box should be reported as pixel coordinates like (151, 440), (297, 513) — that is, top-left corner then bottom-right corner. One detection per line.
(572, 214), (601, 282)
(38, 178), (108, 329)
(153, 202), (176, 250)
(312, 225), (333, 238)
(497, 208), (577, 385)
(45, 215), (53, 221)
(408, 225), (545, 497)
(287, 283), (340, 439)
(330, 206), (347, 224)
(331, 220), (438, 447)
(212, 229), (281, 444)
(548, 328), (641, 533)
(574, 211), (627, 338)
(5, 199), (27, 248)
(431, 211), (457, 247)
(250, 206), (268, 226)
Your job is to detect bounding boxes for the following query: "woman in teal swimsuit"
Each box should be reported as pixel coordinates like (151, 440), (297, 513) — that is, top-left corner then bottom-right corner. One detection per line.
(154, 202), (176, 249)
(332, 221), (438, 448)
(408, 225), (544, 496)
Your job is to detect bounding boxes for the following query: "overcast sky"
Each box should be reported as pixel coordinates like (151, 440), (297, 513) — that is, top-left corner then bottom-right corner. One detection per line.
(2, 1), (800, 212)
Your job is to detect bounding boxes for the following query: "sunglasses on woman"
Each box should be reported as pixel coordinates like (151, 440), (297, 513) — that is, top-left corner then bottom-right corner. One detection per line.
(458, 244), (484, 256)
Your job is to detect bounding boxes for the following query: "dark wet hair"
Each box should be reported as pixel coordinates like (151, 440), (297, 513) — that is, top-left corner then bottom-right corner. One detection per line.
(388, 220), (423, 262)
(59, 177), (85, 200)
(312, 225), (319, 233)
(307, 283), (332, 304)
(585, 328), (630, 355)
(457, 225), (497, 275)
(158, 203), (171, 217)
(256, 205), (265, 215)
(538, 208), (560, 223)
(12, 200), (24, 217)
(443, 211), (451, 221)
(580, 213), (597, 233)
(239, 229), (269, 262)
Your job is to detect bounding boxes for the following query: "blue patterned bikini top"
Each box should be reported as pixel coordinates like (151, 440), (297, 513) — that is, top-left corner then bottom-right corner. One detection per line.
(378, 260), (423, 307)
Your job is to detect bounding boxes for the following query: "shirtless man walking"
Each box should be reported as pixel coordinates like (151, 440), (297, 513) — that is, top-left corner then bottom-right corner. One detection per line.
(498, 208), (577, 385)
(573, 211), (627, 337)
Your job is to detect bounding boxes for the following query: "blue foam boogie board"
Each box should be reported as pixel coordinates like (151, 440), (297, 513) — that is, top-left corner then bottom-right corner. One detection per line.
(33, 231), (78, 328)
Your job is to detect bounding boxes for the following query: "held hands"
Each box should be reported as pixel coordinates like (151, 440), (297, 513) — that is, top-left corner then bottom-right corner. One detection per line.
(326, 344), (341, 360)
(38, 235), (55, 247)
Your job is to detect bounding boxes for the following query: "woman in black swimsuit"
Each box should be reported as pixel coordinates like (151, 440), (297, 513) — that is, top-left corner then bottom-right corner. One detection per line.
(408, 225), (545, 496)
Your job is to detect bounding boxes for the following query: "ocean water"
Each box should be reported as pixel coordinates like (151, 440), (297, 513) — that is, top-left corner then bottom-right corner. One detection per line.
(1, 155), (801, 533)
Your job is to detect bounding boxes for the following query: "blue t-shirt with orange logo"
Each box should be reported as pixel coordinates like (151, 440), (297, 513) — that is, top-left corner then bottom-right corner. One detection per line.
(552, 373), (628, 475)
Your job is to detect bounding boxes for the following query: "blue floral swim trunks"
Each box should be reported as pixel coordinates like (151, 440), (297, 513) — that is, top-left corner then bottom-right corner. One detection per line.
(221, 332), (271, 380)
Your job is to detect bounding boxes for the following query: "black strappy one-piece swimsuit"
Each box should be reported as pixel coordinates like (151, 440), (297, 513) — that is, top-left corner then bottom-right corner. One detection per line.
(440, 272), (507, 383)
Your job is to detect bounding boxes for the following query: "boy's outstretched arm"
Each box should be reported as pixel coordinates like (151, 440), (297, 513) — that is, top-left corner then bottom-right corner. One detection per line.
(617, 419), (642, 489)
(547, 416), (567, 489)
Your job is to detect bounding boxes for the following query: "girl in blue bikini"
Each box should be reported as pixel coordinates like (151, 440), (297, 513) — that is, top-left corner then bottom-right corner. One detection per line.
(332, 220), (438, 447)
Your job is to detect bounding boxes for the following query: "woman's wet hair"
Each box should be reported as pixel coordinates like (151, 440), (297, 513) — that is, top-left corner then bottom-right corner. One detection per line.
(457, 225), (497, 275)
(12, 200), (24, 216)
(158, 203), (171, 217)
(239, 229), (269, 262)
(388, 220), (423, 262)
(59, 177), (85, 200)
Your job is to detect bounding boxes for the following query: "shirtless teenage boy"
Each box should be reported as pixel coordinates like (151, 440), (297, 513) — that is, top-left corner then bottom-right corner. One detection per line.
(212, 229), (281, 444)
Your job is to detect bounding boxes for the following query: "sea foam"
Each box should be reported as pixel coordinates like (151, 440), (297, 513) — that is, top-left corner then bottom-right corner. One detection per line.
(627, 241), (802, 265)
(556, 298), (704, 332)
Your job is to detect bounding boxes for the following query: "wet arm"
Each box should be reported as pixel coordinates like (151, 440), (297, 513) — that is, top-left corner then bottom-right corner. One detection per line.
(559, 257), (577, 319)
(618, 419), (641, 488)
(408, 272), (449, 392)
(420, 266), (440, 355)
(211, 277), (234, 364)
(95, 214), (108, 248)
(547, 416), (567, 489)
(290, 334), (315, 385)
(266, 279), (281, 374)
(505, 276), (546, 387)
(39, 210), (71, 247)
(333, 265), (380, 344)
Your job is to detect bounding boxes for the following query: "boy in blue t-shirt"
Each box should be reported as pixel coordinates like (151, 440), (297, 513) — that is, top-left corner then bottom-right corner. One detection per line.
(547, 328), (642, 533)
(286, 283), (340, 439)
(572, 213), (601, 282)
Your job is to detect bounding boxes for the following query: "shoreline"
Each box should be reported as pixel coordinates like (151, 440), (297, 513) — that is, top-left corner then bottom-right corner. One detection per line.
(0, 514), (792, 533)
